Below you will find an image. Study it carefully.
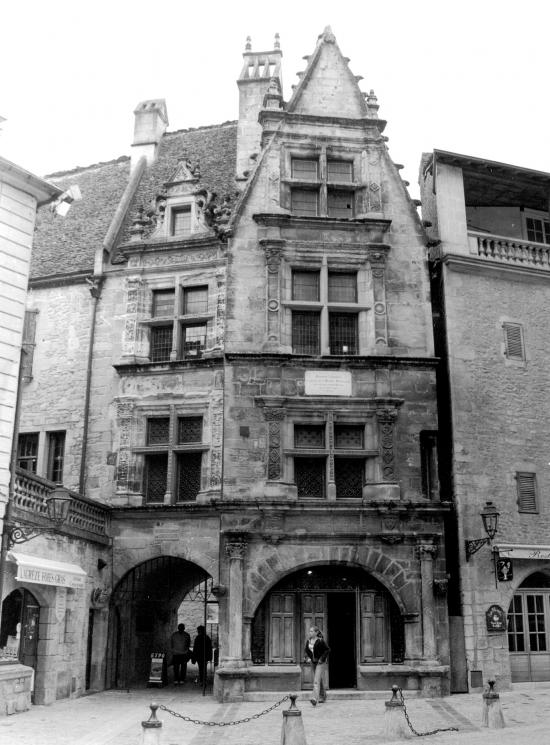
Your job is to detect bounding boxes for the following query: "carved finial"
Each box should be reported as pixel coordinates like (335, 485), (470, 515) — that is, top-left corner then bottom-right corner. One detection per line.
(274, 32), (280, 49)
(245, 36), (252, 51)
(320, 26), (336, 43)
(366, 89), (379, 118)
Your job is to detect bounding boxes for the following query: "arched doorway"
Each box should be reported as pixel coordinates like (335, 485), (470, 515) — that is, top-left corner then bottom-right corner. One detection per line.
(508, 571), (550, 682)
(107, 556), (215, 688)
(0, 588), (40, 673)
(250, 565), (404, 689)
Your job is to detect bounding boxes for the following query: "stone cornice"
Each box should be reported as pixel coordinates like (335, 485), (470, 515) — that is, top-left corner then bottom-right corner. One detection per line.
(442, 252), (550, 284)
(225, 352), (438, 368)
(258, 110), (387, 133)
(253, 212), (391, 233)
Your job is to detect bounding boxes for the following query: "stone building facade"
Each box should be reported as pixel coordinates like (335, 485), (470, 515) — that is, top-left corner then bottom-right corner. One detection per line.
(5, 29), (452, 705)
(420, 150), (550, 690)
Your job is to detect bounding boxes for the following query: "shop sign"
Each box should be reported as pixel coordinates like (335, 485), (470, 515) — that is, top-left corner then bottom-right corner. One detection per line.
(305, 370), (352, 396)
(148, 653), (165, 686)
(10, 552), (87, 589)
(498, 546), (550, 560)
(486, 605), (506, 633)
(496, 558), (513, 582)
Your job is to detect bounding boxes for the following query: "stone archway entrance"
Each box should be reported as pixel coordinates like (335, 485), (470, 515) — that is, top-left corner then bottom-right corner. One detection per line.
(508, 571), (550, 682)
(0, 588), (40, 673)
(107, 556), (216, 688)
(250, 565), (404, 690)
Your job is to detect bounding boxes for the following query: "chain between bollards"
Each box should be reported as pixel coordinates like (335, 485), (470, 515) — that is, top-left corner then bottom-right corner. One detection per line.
(158, 693), (290, 726)
(392, 685), (459, 737)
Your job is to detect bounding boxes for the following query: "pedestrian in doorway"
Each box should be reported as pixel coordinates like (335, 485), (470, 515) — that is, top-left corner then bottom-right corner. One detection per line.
(170, 623), (191, 685)
(304, 625), (330, 706)
(191, 625), (213, 684)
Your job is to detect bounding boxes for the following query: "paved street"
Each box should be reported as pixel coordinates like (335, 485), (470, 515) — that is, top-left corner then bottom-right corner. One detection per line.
(2, 684), (550, 745)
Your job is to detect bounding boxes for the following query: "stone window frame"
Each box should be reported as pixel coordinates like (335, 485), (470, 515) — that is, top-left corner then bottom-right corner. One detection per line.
(162, 195), (205, 241)
(282, 259), (371, 356)
(141, 276), (216, 362)
(280, 144), (363, 218)
(132, 402), (210, 504)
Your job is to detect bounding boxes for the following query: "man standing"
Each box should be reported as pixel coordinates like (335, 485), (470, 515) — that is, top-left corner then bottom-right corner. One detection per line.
(191, 625), (213, 685)
(170, 623), (191, 685)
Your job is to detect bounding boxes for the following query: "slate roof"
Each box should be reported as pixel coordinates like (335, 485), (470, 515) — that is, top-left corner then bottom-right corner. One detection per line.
(31, 122), (238, 280)
(32, 157), (131, 279)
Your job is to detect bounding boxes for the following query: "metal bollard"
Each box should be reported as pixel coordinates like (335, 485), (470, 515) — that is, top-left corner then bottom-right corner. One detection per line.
(481, 679), (505, 729)
(141, 702), (163, 745)
(281, 694), (308, 745)
(384, 685), (411, 739)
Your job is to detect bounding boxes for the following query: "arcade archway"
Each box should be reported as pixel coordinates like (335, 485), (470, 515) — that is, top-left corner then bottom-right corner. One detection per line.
(250, 564), (404, 689)
(107, 556), (216, 688)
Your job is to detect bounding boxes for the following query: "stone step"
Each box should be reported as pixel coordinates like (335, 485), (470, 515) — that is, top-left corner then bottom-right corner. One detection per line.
(243, 689), (420, 702)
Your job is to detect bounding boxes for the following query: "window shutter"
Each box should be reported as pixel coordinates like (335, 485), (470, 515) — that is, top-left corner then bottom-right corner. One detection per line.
(21, 309), (38, 381)
(504, 323), (525, 360)
(360, 592), (389, 662)
(517, 472), (537, 513)
(269, 593), (295, 662)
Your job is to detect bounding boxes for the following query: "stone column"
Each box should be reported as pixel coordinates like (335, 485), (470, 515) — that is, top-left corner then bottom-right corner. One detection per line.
(417, 542), (438, 661)
(225, 537), (247, 665)
(403, 612), (422, 663)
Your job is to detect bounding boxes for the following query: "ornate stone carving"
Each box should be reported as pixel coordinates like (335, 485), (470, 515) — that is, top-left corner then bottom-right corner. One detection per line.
(380, 534), (404, 545)
(377, 408), (397, 481)
(267, 419), (282, 480)
(327, 411), (335, 483)
(416, 543), (438, 560)
(225, 540), (247, 560)
(264, 408), (285, 421)
(433, 579), (448, 596)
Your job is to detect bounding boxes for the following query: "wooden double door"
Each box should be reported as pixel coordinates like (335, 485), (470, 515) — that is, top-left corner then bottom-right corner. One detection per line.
(270, 590), (390, 689)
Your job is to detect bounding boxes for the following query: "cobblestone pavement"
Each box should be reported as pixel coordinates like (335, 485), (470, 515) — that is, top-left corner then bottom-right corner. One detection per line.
(2, 684), (550, 745)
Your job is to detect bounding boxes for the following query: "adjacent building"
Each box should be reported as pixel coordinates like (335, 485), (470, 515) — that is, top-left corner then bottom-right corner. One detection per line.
(2, 29), (456, 708)
(421, 150), (550, 689)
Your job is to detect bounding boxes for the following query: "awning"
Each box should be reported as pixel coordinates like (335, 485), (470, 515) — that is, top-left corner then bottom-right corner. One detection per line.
(493, 544), (550, 560)
(7, 551), (87, 589)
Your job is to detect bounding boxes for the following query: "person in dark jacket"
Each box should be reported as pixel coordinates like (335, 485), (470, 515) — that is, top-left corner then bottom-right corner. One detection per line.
(304, 626), (330, 705)
(191, 625), (213, 684)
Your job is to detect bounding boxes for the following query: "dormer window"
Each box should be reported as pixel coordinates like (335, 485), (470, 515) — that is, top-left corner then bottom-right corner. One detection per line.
(287, 153), (356, 218)
(171, 206), (192, 237)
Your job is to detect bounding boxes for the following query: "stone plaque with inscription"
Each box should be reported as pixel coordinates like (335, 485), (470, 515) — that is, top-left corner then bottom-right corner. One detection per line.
(304, 370), (352, 397)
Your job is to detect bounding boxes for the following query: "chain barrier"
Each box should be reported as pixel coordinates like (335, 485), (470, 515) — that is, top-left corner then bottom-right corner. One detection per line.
(159, 694), (289, 727)
(397, 687), (459, 737)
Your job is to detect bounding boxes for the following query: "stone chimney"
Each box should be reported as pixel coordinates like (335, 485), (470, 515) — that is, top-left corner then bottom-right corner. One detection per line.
(131, 99), (169, 170)
(236, 34), (282, 179)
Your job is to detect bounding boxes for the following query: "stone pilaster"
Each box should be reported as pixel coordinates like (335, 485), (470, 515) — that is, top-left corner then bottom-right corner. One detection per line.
(261, 240), (284, 350)
(264, 407), (285, 481)
(417, 542), (438, 660)
(224, 537), (247, 665)
(376, 408), (397, 481)
(367, 247), (389, 349)
(327, 411), (336, 500)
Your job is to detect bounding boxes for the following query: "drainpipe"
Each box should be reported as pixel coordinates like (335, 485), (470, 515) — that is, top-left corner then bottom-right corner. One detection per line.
(78, 277), (103, 496)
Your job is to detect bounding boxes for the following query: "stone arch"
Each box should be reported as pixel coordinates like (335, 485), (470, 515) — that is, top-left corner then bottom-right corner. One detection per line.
(244, 543), (415, 617)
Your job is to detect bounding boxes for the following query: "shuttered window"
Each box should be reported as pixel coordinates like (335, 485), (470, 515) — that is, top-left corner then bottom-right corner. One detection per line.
(360, 592), (389, 662)
(516, 472), (538, 513)
(269, 593), (295, 662)
(503, 323), (525, 361)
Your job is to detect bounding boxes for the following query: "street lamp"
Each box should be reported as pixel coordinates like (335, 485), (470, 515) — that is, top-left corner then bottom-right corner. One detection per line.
(7, 484), (72, 547)
(465, 501), (500, 561)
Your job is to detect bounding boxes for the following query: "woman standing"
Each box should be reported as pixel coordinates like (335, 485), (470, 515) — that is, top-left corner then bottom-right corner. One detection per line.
(304, 626), (330, 706)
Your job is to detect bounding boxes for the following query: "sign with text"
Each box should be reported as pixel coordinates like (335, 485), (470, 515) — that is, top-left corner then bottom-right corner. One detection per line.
(15, 562), (86, 589)
(498, 546), (550, 560)
(305, 370), (352, 397)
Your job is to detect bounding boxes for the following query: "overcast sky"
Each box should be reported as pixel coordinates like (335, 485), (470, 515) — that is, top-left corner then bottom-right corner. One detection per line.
(2, 0), (548, 199)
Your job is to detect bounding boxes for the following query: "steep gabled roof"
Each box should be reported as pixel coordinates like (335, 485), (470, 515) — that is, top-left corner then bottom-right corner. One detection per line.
(287, 27), (368, 118)
(32, 157), (131, 279)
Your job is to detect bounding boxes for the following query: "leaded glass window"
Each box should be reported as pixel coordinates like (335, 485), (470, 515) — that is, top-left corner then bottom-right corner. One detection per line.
(292, 271), (320, 301)
(150, 325), (173, 362)
(176, 452), (202, 501)
(147, 418), (170, 445)
(144, 453), (168, 503)
(335, 458), (364, 499)
(183, 286), (208, 315)
(152, 289), (175, 317)
(329, 313), (358, 354)
(178, 417), (202, 444)
(328, 273), (357, 303)
(292, 311), (320, 354)
(295, 457), (325, 498)
(295, 424), (325, 449)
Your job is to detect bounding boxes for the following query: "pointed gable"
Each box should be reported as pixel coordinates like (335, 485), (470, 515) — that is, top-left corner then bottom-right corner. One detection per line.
(287, 27), (368, 118)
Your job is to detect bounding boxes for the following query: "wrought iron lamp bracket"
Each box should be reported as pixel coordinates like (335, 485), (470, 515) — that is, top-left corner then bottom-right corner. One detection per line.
(465, 536), (490, 561)
(7, 523), (50, 548)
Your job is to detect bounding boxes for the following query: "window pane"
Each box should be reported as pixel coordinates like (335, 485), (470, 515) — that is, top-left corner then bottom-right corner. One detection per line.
(292, 271), (320, 301)
(144, 453), (167, 502)
(334, 425), (364, 449)
(328, 273), (357, 302)
(152, 289), (175, 317)
(17, 433), (39, 473)
(291, 189), (318, 216)
(327, 160), (353, 182)
(295, 457), (325, 498)
(172, 207), (192, 237)
(47, 431), (65, 483)
(329, 313), (358, 354)
(292, 311), (320, 354)
(147, 418), (170, 445)
(178, 417), (202, 444)
(295, 424), (325, 448)
(183, 286), (208, 315)
(291, 158), (318, 180)
(150, 325), (173, 362)
(335, 458), (364, 498)
(328, 190), (354, 218)
(176, 452), (202, 501)
(182, 324), (207, 357)
(526, 217), (544, 243)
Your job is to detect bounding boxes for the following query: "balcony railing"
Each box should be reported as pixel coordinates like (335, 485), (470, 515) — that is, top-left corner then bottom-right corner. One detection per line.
(470, 231), (550, 270)
(13, 467), (110, 542)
